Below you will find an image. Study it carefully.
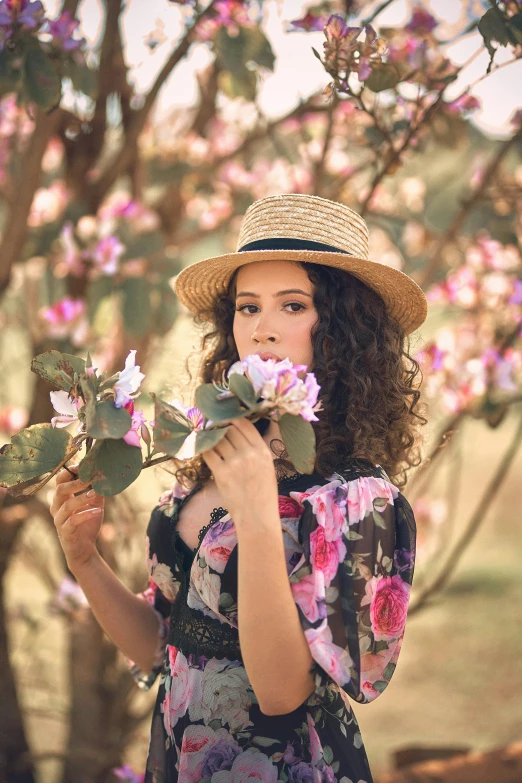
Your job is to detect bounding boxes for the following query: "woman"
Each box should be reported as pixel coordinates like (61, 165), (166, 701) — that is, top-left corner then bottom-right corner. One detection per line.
(51, 194), (427, 783)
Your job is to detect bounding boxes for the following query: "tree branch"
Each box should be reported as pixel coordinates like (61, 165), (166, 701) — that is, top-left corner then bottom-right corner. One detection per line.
(409, 410), (522, 615)
(86, 0), (218, 210)
(417, 125), (522, 289)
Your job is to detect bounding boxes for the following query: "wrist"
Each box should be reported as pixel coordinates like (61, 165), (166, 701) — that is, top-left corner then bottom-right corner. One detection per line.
(67, 550), (102, 578)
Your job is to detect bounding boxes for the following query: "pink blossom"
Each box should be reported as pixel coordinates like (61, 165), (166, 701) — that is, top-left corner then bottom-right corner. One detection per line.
(112, 765), (144, 783)
(405, 5), (438, 34)
(446, 93), (481, 115)
(113, 350), (145, 408)
(287, 11), (328, 33)
(93, 235), (125, 275)
(0, 405), (28, 434)
(50, 390), (84, 431)
(40, 297), (85, 328)
(122, 399), (147, 448)
(50, 576), (89, 616)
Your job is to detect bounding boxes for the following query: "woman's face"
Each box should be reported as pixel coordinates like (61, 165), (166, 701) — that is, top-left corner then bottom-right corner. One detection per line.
(232, 260), (318, 372)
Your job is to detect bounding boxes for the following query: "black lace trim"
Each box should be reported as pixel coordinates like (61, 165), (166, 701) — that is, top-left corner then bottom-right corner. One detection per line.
(167, 573), (242, 658)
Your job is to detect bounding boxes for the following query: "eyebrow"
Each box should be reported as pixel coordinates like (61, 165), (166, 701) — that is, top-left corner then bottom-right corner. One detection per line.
(235, 288), (313, 299)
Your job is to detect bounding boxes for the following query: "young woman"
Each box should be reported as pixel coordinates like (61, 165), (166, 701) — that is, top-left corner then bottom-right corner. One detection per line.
(51, 194), (427, 783)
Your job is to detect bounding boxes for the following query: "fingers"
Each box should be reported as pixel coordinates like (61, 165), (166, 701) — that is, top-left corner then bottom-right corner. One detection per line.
(51, 479), (101, 520)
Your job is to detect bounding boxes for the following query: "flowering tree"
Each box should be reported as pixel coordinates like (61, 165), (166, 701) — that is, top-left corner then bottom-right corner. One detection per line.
(0, 0), (521, 780)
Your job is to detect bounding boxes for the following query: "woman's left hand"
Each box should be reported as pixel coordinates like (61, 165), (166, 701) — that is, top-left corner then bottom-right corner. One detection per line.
(201, 417), (279, 529)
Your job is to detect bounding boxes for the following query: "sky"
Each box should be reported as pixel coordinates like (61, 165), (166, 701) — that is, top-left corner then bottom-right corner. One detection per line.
(43, 0), (522, 139)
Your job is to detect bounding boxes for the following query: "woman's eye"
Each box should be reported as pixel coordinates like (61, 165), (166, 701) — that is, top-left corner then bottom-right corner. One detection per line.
(236, 302), (305, 315)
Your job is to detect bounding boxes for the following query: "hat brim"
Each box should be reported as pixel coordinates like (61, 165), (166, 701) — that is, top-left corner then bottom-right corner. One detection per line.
(174, 248), (428, 336)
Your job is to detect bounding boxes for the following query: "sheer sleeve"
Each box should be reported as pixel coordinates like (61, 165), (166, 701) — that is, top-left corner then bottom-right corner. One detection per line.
(288, 465), (416, 705)
(125, 499), (183, 691)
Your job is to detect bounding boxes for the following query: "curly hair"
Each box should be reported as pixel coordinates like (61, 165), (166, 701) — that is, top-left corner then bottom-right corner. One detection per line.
(168, 261), (427, 491)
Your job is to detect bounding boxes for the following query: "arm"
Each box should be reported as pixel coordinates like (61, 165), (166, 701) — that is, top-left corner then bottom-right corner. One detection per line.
(236, 507), (316, 716)
(70, 554), (167, 680)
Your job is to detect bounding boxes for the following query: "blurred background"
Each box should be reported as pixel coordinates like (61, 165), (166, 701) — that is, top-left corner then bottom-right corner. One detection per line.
(0, 0), (521, 781)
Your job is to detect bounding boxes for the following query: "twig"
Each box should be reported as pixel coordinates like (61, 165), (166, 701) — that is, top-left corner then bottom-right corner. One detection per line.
(417, 125), (522, 289)
(409, 411), (522, 615)
(360, 0), (397, 27)
(87, 0), (219, 209)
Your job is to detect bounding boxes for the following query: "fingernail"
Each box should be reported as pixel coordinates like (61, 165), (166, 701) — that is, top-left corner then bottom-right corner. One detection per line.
(86, 489), (95, 497)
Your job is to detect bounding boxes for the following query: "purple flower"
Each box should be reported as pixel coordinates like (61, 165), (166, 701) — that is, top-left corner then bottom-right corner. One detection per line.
(93, 235), (125, 275)
(200, 738), (241, 777)
(288, 761), (315, 782)
(287, 12), (329, 33)
(446, 93), (481, 115)
(405, 5), (438, 34)
(112, 766), (144, 783)
(0, 0), (45, 30)
(509, 279), (522, 305)
(48, 10), (83, 51)
(227, 354), (322, 421)
(394, 547), (414, 572)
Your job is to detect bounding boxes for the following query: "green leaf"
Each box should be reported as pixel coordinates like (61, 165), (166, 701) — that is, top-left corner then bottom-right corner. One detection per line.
(151, 395), (193, 457)
(194, 427), (229, 455)
(365, 62), (401, 93)
(150, 280), (179, 336)
(507, 13), (522, 44)
(86, 400), (132, 439)
(218, 68), (257, 101)
(87, 275), (114, 321)
(122, 231), (164, 261)
(63, 58), (97, 99)
(382, 662), (396, 680)
(311, 47), (323, 63)
(31, 351), (86, 392)
(77, 438), (142, 495)
(278, 413), (316, 474)
(227, 374), (257, 407)
(195, 384), (246, 422)
(24, 40), (61, 112)
(0, 424), (73, 489)
(121, 277), (152, 337)
(372, 509), (388, 529)
(214, 26), (275, 73)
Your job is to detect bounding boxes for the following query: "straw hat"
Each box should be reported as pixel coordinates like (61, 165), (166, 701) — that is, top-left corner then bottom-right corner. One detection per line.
(174, 193), (427, 335)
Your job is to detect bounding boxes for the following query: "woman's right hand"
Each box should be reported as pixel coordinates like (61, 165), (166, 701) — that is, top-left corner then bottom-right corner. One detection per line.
(50, 466), (105, 570)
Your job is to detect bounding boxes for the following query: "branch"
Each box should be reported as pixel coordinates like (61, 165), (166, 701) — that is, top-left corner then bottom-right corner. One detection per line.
(86, 0), (218, 210)
(360, 0), (397, 26)
(0, 108), (63, 297)
(360, 87), (447, 216)
(409, 410), (522, 615)
(312, 94), (337, 196)
(417, 125), (522, 289)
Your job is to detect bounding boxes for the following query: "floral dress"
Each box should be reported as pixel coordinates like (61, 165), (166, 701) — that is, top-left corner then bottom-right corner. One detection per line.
(125, 460), (416, 783)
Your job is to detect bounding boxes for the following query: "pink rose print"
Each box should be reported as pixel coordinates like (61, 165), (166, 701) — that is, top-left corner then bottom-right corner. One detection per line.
(291, 572), (326, 623)
(278, 495), (303, 518)
(294, 481), (348, 541)
(227, 747), (279, 782)
(307, 711), (324, 766)
(362, 574), (411, 641)
(162, 651), (203, 735)
(200, 516), (236, 574)
(305, 619), (354, 687)
(346, 475), (399, 523)
(309, 524), (346, 587)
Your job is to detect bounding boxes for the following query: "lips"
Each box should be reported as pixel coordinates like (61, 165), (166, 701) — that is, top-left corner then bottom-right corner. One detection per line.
(258, 352), (281, 361)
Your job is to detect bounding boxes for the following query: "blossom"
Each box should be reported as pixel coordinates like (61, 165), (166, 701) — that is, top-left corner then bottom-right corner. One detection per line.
(50, 577), (89, 616)
(446, 93), (481, 115)
(0, 0), (45, 30)
(287, 11), (328, 33)
(122, 399), (147, 448)
(113, 350), (145, 408)
(112, 765), (144, 783)
(92, 235), (125, 275)
(50, 390), (84, 431)
(48, 10), (83, 50)
(227, 354), (322, 421)
(164, 399), (206, 460)
(405, 5), (438, 34)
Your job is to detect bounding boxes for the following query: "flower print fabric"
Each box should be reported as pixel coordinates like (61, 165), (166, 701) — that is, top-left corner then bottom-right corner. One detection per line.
(126, 460), (416, 783)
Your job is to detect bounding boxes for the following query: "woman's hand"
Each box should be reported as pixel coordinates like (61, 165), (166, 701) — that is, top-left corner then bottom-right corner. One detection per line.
(201, 417), (279, 528)
(50, 466), (105, 571)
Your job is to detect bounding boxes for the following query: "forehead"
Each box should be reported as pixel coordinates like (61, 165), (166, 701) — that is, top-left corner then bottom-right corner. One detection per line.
(235, 260), (311, 289)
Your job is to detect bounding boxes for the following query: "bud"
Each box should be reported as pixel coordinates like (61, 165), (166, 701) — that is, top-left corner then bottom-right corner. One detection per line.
(140, 422), (151, 445)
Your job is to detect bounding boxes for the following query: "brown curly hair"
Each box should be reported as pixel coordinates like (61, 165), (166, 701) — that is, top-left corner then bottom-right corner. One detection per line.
(168, 261), (427, 491)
